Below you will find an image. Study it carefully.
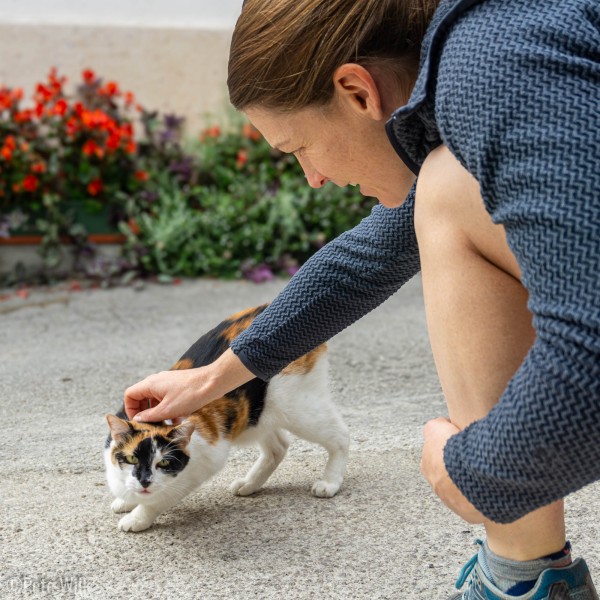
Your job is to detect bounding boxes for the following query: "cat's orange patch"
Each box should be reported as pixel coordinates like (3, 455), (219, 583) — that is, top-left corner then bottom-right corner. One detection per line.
(282, 344), (327, 376)
(111, 421), (192, 461)
(170, 358), (193, 370)
(228, 395), (251, 440)
(187, 394), (252, 443)
(222, 305), (268, 342)
(188, 407), (221, 445)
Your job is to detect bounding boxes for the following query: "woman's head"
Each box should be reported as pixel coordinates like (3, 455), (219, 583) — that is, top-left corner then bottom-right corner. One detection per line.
(228, 0), (438, 112)
(228, 0), (439, 206)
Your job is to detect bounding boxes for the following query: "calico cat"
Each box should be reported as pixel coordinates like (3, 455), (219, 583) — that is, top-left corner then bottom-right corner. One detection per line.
(105, 304), (349, 532)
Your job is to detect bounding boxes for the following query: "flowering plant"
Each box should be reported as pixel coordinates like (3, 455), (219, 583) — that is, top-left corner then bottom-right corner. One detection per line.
(0, 68), (192, 268)
(122, 120), (374, 281)
(1, 68), (373, 286)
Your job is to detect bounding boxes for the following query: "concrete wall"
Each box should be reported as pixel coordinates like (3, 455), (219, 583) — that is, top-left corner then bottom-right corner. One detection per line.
(0, 1), (245, 135)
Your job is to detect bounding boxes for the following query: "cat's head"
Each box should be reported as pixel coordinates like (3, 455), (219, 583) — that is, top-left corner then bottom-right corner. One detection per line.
(105, 415), (195, 503)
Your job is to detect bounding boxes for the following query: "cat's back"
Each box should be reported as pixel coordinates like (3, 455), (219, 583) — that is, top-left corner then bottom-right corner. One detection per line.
(172, 305), (327, 445)
(171, 305), (269, 371)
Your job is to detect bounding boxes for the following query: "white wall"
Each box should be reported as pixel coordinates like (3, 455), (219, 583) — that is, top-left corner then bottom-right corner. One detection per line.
(0, 0), (244, 29)
(0, 1), (247, 132)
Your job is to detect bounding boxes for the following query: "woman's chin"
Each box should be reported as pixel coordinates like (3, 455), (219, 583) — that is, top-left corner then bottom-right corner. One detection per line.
(377, 195), (404, 208)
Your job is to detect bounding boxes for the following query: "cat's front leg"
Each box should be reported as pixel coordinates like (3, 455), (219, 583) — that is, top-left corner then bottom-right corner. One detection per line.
(111, 498), (137, 514)
(118, 504), (161, 532)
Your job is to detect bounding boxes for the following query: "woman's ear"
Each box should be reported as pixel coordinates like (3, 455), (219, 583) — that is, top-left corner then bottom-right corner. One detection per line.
(332, 63), (384, 120)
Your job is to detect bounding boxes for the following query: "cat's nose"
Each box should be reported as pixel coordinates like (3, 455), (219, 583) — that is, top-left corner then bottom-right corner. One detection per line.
(141, 479), (152, 489)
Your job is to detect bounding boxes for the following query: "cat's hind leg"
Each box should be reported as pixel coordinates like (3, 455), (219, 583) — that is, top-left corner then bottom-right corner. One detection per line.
(230, 429), (289, 496)
(287, 396), (349, 498)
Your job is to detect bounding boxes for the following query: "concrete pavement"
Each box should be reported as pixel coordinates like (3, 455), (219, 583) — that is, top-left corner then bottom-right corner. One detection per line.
(1, 275), (598, 599)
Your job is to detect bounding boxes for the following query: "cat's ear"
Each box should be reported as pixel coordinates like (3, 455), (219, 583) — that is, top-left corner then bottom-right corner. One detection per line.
(106, 414), (134, 443)
(169, 421), (195, 446)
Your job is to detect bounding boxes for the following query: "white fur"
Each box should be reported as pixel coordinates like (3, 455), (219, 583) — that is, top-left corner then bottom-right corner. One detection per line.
(105, 352), (349, 532)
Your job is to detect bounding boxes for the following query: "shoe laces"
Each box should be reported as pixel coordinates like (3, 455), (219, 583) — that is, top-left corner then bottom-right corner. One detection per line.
(455, 540), (484, 591)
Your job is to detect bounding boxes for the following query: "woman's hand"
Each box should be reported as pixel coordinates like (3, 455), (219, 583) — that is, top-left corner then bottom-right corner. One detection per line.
(124, 348), (255, 422)
(421, 417), (486, 524)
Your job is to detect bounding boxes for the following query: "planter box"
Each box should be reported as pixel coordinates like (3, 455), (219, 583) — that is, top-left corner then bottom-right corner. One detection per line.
(0, 242), (123, 273)
(0, 201), (126, 246)
(0, 202), (126, 273)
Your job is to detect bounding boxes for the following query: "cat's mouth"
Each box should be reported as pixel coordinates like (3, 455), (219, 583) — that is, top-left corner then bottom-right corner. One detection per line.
(137, 489), (152, 495)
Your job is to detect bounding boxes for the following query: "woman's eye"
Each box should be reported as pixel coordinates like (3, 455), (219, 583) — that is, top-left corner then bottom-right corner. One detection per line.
(156, 459), (170, 468)
(125, 455), (139, 465)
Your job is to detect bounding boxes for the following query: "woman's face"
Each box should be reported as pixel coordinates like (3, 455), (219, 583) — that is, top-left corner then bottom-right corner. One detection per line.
(245, 99), (415, 208)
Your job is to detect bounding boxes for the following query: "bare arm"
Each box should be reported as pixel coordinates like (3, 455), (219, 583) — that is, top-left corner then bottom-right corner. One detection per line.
(124, 348), (253, 422)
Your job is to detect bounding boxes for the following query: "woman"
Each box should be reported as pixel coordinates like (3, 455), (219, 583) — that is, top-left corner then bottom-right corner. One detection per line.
(124, 0), (600, 597)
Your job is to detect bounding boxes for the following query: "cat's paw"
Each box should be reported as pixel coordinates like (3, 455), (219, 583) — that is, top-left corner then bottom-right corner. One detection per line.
(229, 478), (260, 496)
(111, 498), (137, 514)
(311, 480), (341, 498)
(118, 512), (154, 532)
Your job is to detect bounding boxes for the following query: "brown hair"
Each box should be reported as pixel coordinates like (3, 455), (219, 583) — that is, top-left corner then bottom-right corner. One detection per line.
(228, 0), (439, 112)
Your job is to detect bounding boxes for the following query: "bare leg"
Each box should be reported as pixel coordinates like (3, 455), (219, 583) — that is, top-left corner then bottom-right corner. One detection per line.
(415, 145), (565, 561)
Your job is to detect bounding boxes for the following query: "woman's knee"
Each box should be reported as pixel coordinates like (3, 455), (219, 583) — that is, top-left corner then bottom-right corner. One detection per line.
(414, 145), (521, 279)
(414, 145), (478, 242)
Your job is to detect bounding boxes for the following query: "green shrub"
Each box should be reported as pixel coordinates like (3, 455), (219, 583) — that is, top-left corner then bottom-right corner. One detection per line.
(1, 69), (374, 285)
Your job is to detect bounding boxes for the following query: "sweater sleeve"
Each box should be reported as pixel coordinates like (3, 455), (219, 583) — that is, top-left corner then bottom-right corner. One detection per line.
(437, 0), (600, 523)
(230, 188), (420, 380)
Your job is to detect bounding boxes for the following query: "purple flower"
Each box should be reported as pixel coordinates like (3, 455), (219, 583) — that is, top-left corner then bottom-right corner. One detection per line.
(168, 156), (194, 182)
(163, 113), (185, 131)
(244, 263), (275, 284)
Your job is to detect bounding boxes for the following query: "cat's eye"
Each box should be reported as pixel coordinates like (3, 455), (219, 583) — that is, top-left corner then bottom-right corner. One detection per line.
(124, 455), (139, 465)
(156, 459), (170, 468)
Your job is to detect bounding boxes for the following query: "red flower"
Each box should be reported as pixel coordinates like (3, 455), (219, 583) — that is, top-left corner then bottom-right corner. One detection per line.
(87, 178), (103, 196)
(125, 140), (136, 154)
(81, 109), (111, 130)
(82, 69), (96, 84)
(35, 83), (54, 105)
(31, 162), (46, 174)
(4, 136), (16, 151)
(128, 218), (140, 235)
(236, 149), (248, 169)
(120, 122), (133, 138)
(66, 117), (79, 137)
(134, 170), (149, 182)
(124, 91), (135, 106)
(242, 123), (262, 142)
(81, 139), (105, 159)
(201, 125), (221, 140)
(50, 98), (68, 116)
(47, 68), (66, 94)
(105, 133), (121, 152)
(73, 102), (85, 117)
(22, 175), (39, 192)
(100, 81), (120, 96)
(1, 136), (16, 161)
(14, 109), (33, 123)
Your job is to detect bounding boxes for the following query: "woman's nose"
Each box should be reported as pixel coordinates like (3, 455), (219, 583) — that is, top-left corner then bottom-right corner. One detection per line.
(304, 169), (329, 189)
(297, 156), (328, 188)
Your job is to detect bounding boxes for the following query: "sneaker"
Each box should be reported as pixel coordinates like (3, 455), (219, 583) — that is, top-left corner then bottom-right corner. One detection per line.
(448, 552), (599, 599)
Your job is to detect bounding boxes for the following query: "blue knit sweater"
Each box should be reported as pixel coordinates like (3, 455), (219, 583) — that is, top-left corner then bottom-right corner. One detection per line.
(231, 0), (600, 524)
